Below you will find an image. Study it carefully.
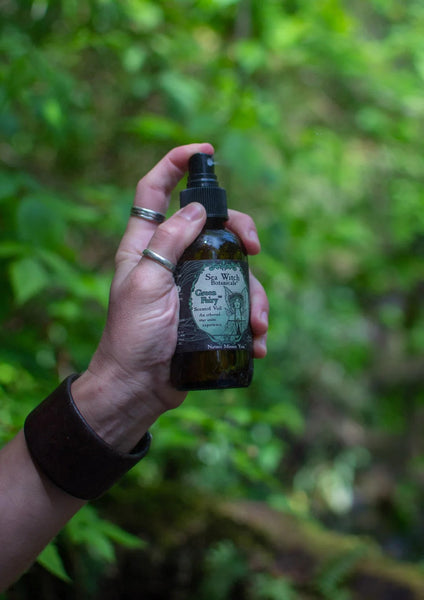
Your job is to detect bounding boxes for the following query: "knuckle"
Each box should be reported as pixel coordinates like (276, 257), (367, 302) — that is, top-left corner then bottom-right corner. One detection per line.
(156, 224), (176, 245)
(135, 178), (145, 196)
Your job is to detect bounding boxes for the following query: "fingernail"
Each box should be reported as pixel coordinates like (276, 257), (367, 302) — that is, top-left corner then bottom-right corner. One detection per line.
(258, 334), (267, 353)
(249, 229), (259, 242)
(180, 202), (204, 221)
(249, 229), (261, 250)
(261, 311), (268, 328)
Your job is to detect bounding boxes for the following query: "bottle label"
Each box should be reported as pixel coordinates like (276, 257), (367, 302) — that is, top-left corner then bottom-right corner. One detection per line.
(175, 260), (252, 353)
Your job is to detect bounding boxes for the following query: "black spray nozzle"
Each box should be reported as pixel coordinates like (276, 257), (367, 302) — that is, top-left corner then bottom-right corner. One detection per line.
(187, 153), (218, 188)
(180, 152), (228, 219)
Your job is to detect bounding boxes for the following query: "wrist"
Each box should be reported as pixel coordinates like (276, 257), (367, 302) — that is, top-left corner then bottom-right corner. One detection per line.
(71, 363), (162, 454)
(71, 370), (157, 452)
(24, 375), (152, 500)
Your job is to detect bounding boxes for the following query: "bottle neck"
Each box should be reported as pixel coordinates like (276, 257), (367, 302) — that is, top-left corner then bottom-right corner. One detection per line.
(204, 216), (227, 229)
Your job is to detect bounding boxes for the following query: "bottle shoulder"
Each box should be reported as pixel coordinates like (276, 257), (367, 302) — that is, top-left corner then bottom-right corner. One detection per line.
(181, 227), (246, 261)
(199, 227), (241, 244)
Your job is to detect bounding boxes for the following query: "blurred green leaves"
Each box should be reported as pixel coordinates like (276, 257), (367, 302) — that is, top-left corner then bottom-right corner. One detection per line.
(65, 505), (146, 563)
(9, 256), (50, 305)
(2, 0), (424, 596)
(37, 543), (72, 584)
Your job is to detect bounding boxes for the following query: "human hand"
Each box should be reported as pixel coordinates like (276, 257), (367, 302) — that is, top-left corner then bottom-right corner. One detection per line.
(72, 144), (269, 452)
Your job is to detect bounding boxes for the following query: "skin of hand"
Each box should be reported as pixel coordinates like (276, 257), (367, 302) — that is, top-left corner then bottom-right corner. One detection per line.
(72, 143), (269, 453)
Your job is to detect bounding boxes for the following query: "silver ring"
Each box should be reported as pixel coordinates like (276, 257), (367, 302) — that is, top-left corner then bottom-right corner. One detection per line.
(142, 248), (176, 274)
(130, 206), (165, 224)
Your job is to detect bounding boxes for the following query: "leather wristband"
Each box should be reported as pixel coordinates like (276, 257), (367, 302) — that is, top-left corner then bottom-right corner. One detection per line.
(24, 374), (152, 500)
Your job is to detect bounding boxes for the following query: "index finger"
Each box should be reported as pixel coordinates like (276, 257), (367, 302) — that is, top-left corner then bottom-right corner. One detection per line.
(116, 143), (214, 274)
(135, 142), (215, 212)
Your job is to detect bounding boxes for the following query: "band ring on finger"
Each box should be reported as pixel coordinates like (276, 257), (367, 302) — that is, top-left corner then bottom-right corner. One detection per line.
(130, 206), (166, 224)
(142, 248), (176, 274)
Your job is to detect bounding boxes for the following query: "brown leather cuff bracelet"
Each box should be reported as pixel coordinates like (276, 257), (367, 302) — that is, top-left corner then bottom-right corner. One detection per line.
(24, 374), (152, 500)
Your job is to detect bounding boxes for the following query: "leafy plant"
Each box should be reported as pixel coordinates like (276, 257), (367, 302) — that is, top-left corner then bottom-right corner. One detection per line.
(2, 0), (424, 596)
(314, 545), (367, 600)
(198, 540), (248, 600)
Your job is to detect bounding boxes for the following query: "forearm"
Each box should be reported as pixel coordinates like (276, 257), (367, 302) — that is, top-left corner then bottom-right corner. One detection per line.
(0, 369), (155, 592)
(0, 430), (84, 591)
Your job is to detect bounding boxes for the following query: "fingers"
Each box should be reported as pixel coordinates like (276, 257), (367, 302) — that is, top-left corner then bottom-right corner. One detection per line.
(116, 142), (214, 274)
(134, 143), (214, 211)
(226, 209), (261, 256)
(249, 272), (269, 358)
(133, 203), (269, 360)
(226, 210), (267, 357)
(137, 202), (207, 278)
(135, 206), (268, 358)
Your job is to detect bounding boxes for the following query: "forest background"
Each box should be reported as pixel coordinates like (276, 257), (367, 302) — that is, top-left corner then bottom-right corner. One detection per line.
(1, 0), (424, 598)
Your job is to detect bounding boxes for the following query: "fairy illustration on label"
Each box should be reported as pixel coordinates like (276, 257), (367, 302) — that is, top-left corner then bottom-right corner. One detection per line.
(223, 287), (249, 342)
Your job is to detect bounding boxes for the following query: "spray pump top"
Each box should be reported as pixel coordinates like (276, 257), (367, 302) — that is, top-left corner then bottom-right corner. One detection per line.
(180, 153), (228, 219)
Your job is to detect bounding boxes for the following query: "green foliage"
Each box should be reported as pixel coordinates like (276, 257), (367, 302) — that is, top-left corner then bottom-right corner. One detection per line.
(315, 545), (367, 600)
(198, 540), (248, 600)
(30, 505), (147, 594)
(2, 0), (424, 596)
(198, 541), (298, 600)
(37, 543), (72, 585)
(64, 505), (146, 564)
(253, 574), (297, 600)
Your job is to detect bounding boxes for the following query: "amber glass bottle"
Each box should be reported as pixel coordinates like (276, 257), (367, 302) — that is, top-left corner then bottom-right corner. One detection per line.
(170, 153), (253, 390)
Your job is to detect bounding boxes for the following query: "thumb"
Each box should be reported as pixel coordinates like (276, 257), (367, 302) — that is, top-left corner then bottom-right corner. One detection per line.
(140, 202), (206, 276)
